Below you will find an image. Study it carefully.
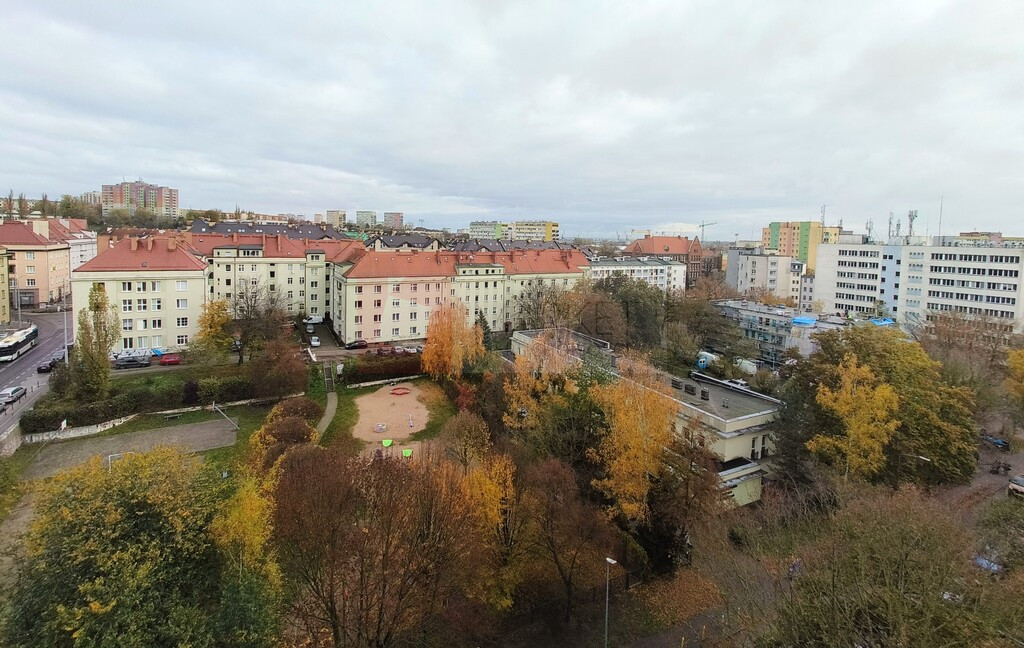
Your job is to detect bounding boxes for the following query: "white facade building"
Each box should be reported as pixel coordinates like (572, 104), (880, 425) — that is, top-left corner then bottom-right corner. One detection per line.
(725, 246), (805, 302)
(587, 257), (686, 293)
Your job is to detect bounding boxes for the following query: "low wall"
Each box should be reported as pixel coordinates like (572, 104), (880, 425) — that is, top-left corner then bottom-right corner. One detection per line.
(19, 393), (303, 446)
(0, 422), (22, 457)
(346, 375), (426, 389)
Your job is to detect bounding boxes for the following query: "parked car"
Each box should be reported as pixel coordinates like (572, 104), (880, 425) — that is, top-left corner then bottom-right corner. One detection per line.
(1010, 475), (1024, 498)
(37, 357), (61, 373)
(114, 356), (151, 369)
(981, 434), (1011, 452)
(303, 315), (324, 325)
(305, 324), (315, 334)
(392, 347), (406, 355)
(376, 345), (394, 356)
(415, 345), (424, 353)
(345, 339), (368, 350)
(0, 386), (27, 404)
(159, 353), (182, 366)
(402, 346), (419, 354)
(310, 336), (321, 348)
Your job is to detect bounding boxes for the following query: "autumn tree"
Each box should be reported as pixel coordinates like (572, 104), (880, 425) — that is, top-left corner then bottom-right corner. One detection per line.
(3, 190), (12, 218)
(578, 290), (628, 347)
(806, 353), (899, 479)
(232, 279), (286, 364)
(266, 396), (324, 426)
(1004, 347), (1024, 424)
(775, 326), (977, 485)
(688, 271), (738, 301)
(247, 338), (307, 398)
(465, 453), (531, 610)
(526, 458), (612, 623)
(72, 283), (121, 400)
(593, 275), (665, 347)
(2, 448), (242, 647)
(422, 300), (484, 380)
(273, 447), (479, 647)
(591, 351), (678, 524)
(516, 283), (585, 330)
(189, 298), (233, 366)
(16, 192), (28, 218)
(440, 409), (491, 474)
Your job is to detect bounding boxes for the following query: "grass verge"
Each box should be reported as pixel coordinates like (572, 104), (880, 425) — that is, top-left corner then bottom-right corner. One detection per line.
(410, 379), (456, 441)
(0, 446), (35, 521)
(320, 386), (375, 455)
(200, 405), (272, 473)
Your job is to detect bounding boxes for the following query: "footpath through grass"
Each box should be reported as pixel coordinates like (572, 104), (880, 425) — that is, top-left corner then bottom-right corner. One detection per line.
(320, 386), (375, 455)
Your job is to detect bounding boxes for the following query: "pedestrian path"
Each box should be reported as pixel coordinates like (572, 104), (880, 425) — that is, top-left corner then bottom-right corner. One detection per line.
(317, 391), (338, 436)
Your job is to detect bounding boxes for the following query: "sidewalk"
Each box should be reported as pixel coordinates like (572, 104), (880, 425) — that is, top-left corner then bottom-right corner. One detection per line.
(317, 391), (338, 435)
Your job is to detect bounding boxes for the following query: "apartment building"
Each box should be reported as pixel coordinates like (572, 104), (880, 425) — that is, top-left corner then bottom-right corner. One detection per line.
(761, 221), (841, 271)
(71, 238), (207, 352)
(587, 256), (686, 293)
(622, 235), (704, 286)
(356, 211), (377, 227)
(510, 329), (780, 505)
(101, 180), (179, 219)
(329, 248), (589, 345)
(467, 220), (560, 241)
(799, 274), (815, 311)
(0, 222), (71, 307)
(468, 221), (507, 239)
(80, 191), (102, 206)
(325, 210), (346, 228)
(725, 246), (805, 302)
(21, 219), (97, 271)
(382, 212), (404, 229)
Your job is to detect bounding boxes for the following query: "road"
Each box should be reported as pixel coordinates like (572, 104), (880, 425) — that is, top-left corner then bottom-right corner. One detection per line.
(0, 312), (72, 431)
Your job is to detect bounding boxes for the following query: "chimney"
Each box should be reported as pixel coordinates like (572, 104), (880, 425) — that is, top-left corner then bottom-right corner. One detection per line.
(168, 238), (177, 251)
(147, 238), (153, 251)
(644, 234), (650, 239)
(232, 232), (238, 243)
(130, 237), (138, 251)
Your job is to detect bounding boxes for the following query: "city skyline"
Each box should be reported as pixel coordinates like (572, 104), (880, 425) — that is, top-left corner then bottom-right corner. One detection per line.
(2, 1), (1022, 241)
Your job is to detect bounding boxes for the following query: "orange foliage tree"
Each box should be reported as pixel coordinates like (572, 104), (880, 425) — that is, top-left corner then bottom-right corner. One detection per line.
(422, 301), (485, 380)
(591, 351), (679, 524)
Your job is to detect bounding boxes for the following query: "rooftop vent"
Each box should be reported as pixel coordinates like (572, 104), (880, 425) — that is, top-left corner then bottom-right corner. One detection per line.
(683, 383), (697, 396)
(722, 398), (730, 408)
(670, 377), (683, 390)
(700, 388), (710, 401)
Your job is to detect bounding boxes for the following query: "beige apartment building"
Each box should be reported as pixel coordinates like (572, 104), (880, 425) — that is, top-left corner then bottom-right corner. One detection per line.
(0, 248), (10, 325)
(71, 238), (208, 352)
(0, 221), (71, 308)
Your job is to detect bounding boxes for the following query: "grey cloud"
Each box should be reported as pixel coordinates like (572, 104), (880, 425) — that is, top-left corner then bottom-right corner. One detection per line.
(1, 0), (1021, 240)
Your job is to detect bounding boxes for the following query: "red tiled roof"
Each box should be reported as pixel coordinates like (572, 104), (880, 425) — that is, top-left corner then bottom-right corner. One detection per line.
(43, 219), (73, 242)
(344, 249), (589, 279)
(0, 221), (58, 246)
(185, 233), (365, 263)
(623, 236), (701, 256)
(64, 218), (89, 233)
(75, 237), (207, 272)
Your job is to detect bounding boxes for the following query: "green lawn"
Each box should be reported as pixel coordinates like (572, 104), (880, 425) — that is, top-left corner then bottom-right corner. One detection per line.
(320, 386), (375, 455)
(409, 379), (456, 441)
(95, 409), (221, 438)
(200, 405), (272, 473)
(0, 446), (36, 521)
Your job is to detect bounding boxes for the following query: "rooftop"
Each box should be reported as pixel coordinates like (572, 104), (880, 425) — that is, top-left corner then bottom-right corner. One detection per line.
(589, 256), (686, 267)
(623, 235), (701, 256)
(75, 237), (207, 272)
(0, 221), (61, 247)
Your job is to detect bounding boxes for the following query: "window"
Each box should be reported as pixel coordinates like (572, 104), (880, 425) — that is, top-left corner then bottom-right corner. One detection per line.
(251, 265), (257, 272)
(392, 299), (400, 307)
(225, 278), (232, 286)
(310, 294), (318, 301)
(355, 286), (363, 294)
(176, 317), (189, 327)
(287, 291), (294, 299)
(355, 300), (363, 308)
(26, 279), (35, 287)
(355, 315), (363, 324)
(25, 252), (35, 260)
(355, 330), (363, 339)
(150, 281), (161, 291)
(374, 285), (382, 293)
(310, 281), (318, 288)
(122, 319), (133, 331)
(411, 284), (418, 292)
(26, 266), (35, 274)
(137, 299), (147, 311)
(122, 299), (132, 312)
(152, 335), (163, 347)
(138, 320), (148, 330)
(410, 326), (418, 335)
(176, 281), (187, 291)
(410, 312), (417, 321)
(299, 290), (305, 297)
(373, 314), (382, 322)
(137, 336), (149, 348)
(392, 327), (400, 336)
(393, 284), (400, 293)
(177, 335), (189, 346)
(152, 319), (163, 329)
(176, 299), (188, 309)
(373, 328), (381, 338)
(122, 338), (134, 350)
(410, 298), (417, 306)
(287, 277), (293, 285)
(392, 313), (400, 321)
(373, 299), (382, 308)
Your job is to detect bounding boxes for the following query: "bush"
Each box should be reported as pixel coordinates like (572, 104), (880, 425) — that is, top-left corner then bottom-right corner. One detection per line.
(198, 376), (254, 404)
(262, 417), (316, 445)
(182, 380), (200, 406)
(343, 355), (422, 384)
(267, 397), (324, 425)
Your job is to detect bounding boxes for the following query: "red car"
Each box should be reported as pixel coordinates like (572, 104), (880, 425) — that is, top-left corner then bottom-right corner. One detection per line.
(159, 353), (182, 366)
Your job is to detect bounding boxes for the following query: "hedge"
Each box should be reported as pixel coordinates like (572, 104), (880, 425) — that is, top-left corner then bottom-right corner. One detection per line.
(342, 355), (422, 384)
(20, 374), (259, 434)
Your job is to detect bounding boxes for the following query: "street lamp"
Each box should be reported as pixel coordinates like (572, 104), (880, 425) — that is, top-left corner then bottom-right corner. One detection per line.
(604, 557), (617, 648)
(62, 292), (69, 363)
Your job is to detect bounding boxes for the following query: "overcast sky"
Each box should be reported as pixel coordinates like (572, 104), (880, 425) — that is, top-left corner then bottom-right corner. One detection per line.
(2, 1), (1021, 240)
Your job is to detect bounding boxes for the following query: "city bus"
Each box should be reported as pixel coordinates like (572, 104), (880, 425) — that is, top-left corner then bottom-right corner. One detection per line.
(0, 325), (39, 362)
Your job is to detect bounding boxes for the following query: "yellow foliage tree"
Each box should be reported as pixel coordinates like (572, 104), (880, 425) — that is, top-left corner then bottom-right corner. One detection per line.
(1004, 348), (1024, 422)
(464, 453), (530, 610)
(421, 301), (485, 380)
(591, 351), (678, 524)
(807, 353), (899, 478)
(502, 332), (578, 432)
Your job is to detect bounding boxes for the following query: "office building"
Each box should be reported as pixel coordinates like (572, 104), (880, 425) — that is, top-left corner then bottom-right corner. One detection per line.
(725, 246), (805, 302)
(761, 221), (841, 271)
(382, 212), (405, 229)
(100, 180), (179, 219)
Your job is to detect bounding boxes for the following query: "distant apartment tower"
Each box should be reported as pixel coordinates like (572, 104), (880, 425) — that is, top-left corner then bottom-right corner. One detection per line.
(356, 210), (377, 227)
(101, 180), (179, 219)
(383, 212), (404, 229)
(761, 221), (840, 271)
(326, 210), (346, 228)
(467, 220), (559, 241)
(80, 191), (102, 205)
(313, 213), (324, 223)
(468, 221), (506, 239)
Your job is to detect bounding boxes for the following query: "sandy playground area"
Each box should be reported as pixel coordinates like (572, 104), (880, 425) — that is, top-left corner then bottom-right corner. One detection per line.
(352, 381), (430, 455)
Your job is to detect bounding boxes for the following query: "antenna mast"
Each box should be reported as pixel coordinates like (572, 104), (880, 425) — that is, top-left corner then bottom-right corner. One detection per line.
(937, 196), (943, 238)
(907, 209), (918, 238)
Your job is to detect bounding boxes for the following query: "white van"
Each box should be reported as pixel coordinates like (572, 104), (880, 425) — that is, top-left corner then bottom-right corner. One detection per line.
(303, 315), (324, 325)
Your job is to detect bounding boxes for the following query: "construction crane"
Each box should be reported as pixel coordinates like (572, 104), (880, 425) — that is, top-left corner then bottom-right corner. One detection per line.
(699, 220), (718, 241)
